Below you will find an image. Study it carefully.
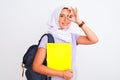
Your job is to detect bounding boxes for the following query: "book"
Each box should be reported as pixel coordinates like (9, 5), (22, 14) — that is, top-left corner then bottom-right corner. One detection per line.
(47, 43), (72, 70)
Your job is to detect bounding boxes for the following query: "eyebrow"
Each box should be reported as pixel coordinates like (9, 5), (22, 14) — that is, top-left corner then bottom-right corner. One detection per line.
(62, 7), (71, 12)
(63, 7), (69, 9)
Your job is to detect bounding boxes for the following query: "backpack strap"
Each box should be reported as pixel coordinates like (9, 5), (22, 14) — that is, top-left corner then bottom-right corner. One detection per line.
(22, 64), (25, 77)
(38, 33), (55, 46)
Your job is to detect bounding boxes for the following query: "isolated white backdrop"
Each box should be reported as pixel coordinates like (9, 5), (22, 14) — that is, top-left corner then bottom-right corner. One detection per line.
(0, 0), (120, 80)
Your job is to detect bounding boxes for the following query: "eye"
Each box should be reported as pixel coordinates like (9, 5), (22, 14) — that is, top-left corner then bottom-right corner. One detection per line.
(60, 14), (64, 17)
(69, 15), (73, 18)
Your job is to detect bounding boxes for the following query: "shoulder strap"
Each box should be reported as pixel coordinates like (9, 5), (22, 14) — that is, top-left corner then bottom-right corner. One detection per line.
(38, 33), (54, 46)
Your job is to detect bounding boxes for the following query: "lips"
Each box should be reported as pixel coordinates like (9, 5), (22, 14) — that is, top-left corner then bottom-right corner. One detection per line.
(62, 22), (70, 26)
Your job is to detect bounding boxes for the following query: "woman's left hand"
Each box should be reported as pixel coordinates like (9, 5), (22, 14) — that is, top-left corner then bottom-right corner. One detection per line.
(68, 7), (82, 24)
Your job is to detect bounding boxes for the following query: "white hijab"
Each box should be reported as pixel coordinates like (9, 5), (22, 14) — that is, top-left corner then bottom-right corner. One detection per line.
(47, 5), (72, 43)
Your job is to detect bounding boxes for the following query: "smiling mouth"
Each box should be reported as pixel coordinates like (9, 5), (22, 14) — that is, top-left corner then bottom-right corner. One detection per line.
(62, 23), (70, 26)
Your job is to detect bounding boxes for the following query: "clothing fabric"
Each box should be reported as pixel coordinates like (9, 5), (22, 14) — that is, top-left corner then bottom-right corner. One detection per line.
(38, 33), (79, 80)
(47, 5), (72, 43)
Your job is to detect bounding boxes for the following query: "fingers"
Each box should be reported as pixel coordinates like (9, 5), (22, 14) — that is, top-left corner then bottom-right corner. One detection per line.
(63, 69), (73, 80)
(67, 7), (79, 22)
(68, 7), (81, 24)
(70, 7), (78, 17)
(67, 8), (75, 21)
(67, 15), (73, 21)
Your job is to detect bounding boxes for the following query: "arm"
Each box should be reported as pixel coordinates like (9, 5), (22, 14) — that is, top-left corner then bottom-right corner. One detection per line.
(32, 47), (63, 77)
(69, 8), (98, 45)
(32, 47), (73, 80)
(76, 21), (98, 45)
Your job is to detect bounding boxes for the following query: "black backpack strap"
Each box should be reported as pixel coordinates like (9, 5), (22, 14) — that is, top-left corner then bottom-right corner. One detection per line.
(47, 33), (55, 43)
(38, 33), (54, 46)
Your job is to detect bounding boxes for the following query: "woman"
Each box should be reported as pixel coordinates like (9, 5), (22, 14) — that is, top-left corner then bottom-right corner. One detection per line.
(33, 5), (98, 80)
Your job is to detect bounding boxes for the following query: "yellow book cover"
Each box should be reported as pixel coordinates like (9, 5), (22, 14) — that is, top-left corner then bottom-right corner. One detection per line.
(47, 43), (72, 70)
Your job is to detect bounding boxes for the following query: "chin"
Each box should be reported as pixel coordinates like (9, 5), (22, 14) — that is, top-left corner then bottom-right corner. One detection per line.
(61, 27), (69, 29)
(62, 25), (70, 28)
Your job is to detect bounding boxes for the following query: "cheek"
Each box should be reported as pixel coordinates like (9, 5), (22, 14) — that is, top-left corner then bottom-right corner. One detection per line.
(58, 21), (63, 27)
(58, 18), (62, 24)
(58, 18), (63, 22)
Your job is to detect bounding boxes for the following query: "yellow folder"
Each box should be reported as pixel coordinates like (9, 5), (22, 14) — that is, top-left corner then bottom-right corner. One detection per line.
(47, 43), (72, 70)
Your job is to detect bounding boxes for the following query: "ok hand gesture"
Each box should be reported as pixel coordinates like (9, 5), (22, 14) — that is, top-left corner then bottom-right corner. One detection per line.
(68, 7), (82, 25)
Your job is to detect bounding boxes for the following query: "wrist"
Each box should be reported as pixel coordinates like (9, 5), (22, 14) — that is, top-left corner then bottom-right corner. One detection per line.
(78, 21), (85, 28)
(58, 71), (64, 78)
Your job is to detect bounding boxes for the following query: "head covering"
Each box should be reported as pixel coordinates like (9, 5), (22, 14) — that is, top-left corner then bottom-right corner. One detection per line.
(47, 5), (72, 43)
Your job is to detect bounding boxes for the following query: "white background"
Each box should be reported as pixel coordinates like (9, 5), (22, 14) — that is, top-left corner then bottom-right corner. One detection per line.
(0, 0), (120, 80)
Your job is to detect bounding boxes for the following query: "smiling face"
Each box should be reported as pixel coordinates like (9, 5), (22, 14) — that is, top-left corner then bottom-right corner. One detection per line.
(58, 8), (72, 29)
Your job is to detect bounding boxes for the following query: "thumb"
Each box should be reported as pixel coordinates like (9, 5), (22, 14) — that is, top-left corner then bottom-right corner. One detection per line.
(68, 69), (73, 73)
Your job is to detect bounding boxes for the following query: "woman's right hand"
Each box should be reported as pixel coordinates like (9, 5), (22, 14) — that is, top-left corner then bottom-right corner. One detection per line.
(63, 69), (73, 80)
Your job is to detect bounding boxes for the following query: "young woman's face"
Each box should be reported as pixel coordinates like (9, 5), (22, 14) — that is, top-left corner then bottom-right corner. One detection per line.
(58, 8), (71, 29)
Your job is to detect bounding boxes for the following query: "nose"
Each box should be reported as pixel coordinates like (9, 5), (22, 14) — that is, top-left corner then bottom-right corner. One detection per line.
(64, 16), (69, 22)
